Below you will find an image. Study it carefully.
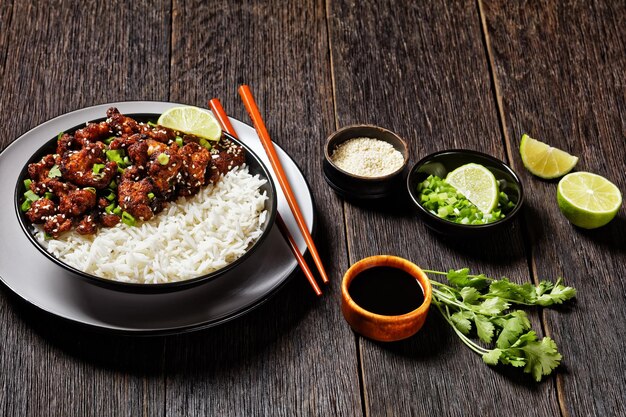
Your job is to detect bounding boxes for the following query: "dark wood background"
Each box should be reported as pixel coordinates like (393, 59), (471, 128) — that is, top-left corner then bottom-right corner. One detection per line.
(1, 1), (624, 416)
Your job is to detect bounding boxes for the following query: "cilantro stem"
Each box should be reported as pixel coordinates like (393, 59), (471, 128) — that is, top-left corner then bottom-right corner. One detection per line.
(432, 288), (471, 311)
(432, 300), (489, 355)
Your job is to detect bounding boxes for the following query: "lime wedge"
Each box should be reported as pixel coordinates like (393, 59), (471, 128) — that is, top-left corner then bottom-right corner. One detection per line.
(445, 163), (499, 214)
(157, 106), (222, 141)
(519, 134), (578, 179)
(557, 172), (622, 229)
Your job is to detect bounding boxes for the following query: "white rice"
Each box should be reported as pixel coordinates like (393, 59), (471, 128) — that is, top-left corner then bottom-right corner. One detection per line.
(35, 165), (269, 284)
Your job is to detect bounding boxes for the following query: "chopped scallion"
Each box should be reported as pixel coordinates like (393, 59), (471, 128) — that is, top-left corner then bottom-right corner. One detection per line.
(23, 179), (32, 190)
(108, 179), (117, 189)
(103, 136), (116, 145)
(106, 149), (126, 166)
(84, 187), (96, 194)
(147, 121), (158, 127)
(105, 203), (115, 214)
(199, 138), (211, 150)
(57, 132), (64, 141)
(121, 211), (136, 226)
(44, 192), (53, 200)
(157, 153), (170, 165)
(105, 191), (116, 201)
(24, 190), (40, 202)
(20, 200), (32, 212)
(92, 163), (105, 174)
(175, 136), (183, 147)
(147, 192), (155, 200)
(113, 206), (122, 216)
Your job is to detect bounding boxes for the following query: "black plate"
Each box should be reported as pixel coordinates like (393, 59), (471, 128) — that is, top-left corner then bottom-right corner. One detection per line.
(15, 113), (277, 293)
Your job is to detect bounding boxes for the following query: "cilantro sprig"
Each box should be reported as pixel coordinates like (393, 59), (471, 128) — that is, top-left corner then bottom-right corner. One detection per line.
(424, 268), (576, 381)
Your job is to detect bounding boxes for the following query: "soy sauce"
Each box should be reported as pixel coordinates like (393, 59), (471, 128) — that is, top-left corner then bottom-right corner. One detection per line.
(348, 266), (424, 316)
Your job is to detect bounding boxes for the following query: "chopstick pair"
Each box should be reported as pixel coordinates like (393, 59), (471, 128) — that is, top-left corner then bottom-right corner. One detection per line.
(208, 95), (326, 296)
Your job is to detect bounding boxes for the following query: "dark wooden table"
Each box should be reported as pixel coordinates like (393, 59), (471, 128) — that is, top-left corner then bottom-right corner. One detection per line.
(1, 1), (624, 416)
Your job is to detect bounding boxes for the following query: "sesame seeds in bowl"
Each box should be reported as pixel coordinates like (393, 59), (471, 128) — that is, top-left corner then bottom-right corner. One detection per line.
(323, 125), (409, 200)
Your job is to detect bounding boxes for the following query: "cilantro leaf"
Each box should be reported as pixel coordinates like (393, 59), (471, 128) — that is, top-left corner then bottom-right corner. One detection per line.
(482, 348), (502, 365)
(473, 314), (495, 344)
(446, 268), (489, 289)
(450, 311), (473, 335)
(475, 297), (509, 315)
(536, 278), (577, 306)
(496, 311), (531, 349)
(460, 287), (480, 304)
(510, 332), (562, 381)
(489, 278), (537, 304)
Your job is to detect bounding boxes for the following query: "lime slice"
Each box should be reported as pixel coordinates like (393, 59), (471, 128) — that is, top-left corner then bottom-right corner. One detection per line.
(157, 106), (222, 141)
(557, 172), (622, 229)
(445, 163), (499, 214)
(519, 134), (578, 179)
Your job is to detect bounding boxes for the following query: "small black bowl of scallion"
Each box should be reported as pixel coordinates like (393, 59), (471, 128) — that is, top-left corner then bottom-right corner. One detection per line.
(406, 149), (524, 237)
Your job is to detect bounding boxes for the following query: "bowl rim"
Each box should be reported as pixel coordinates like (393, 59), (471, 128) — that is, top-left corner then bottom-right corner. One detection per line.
(14, 113), (278, 293)
(341, 255), (432, 322)
(324, 124), (409, 181)
(406, 148), (525, 230)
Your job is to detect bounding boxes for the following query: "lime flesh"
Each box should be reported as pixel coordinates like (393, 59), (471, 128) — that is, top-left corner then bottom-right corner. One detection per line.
(445, 163), (499, 214)
(557, 172), (622, 229)
(520, 134), (578, 179)
(157, 106), (222, 141)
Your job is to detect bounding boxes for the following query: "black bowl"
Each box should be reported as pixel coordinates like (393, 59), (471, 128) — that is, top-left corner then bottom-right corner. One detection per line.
(15, 113), (277, 293)
(406, 150), (524, 236)
(323, 125), (409, 200)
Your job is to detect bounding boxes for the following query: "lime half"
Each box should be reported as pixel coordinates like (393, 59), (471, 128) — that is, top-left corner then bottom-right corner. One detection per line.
(157, 106), (222, 141)
(519, 134), (578, 179)
(557, 172), (622, 229)
(446, 163), (499, 214)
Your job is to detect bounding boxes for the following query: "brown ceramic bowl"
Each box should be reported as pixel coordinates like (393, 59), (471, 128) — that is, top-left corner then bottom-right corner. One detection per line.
(341, 255), (432, 342)
(323, 125), (409, 200)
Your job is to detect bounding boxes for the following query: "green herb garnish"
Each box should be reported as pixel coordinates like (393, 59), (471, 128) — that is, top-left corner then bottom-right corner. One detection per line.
(424, 268), (576, 381)
(121, 211), (136, 226)
(24, 190), (40, 202)
(23, 179), (32, 190)
(157, 153), (170, 165)
(106, 149), (127, 166)
(92, 163), (105, 174)
(175, 136), (183, 147)
(20, 200), (32, 212)
(199, 138), (211, 150)
(417, 175), (514, 224)
(48, 165), (62, 178)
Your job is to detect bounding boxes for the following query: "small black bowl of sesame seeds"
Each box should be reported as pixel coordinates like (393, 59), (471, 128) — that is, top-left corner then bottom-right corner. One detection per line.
(323, 125), (409, 200)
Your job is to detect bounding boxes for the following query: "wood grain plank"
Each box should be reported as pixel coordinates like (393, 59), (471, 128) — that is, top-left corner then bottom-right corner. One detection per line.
(482, 1), (626, 415)
(165, 1), (361, 416)
(0, 0), (13, 97)
(328, 0), (562, 416)
(0, 1), (171, 416)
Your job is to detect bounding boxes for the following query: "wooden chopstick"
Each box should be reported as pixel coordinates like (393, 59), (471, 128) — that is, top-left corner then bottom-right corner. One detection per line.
(208, 98), (322, 296)
(237, 85), (330, 284)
